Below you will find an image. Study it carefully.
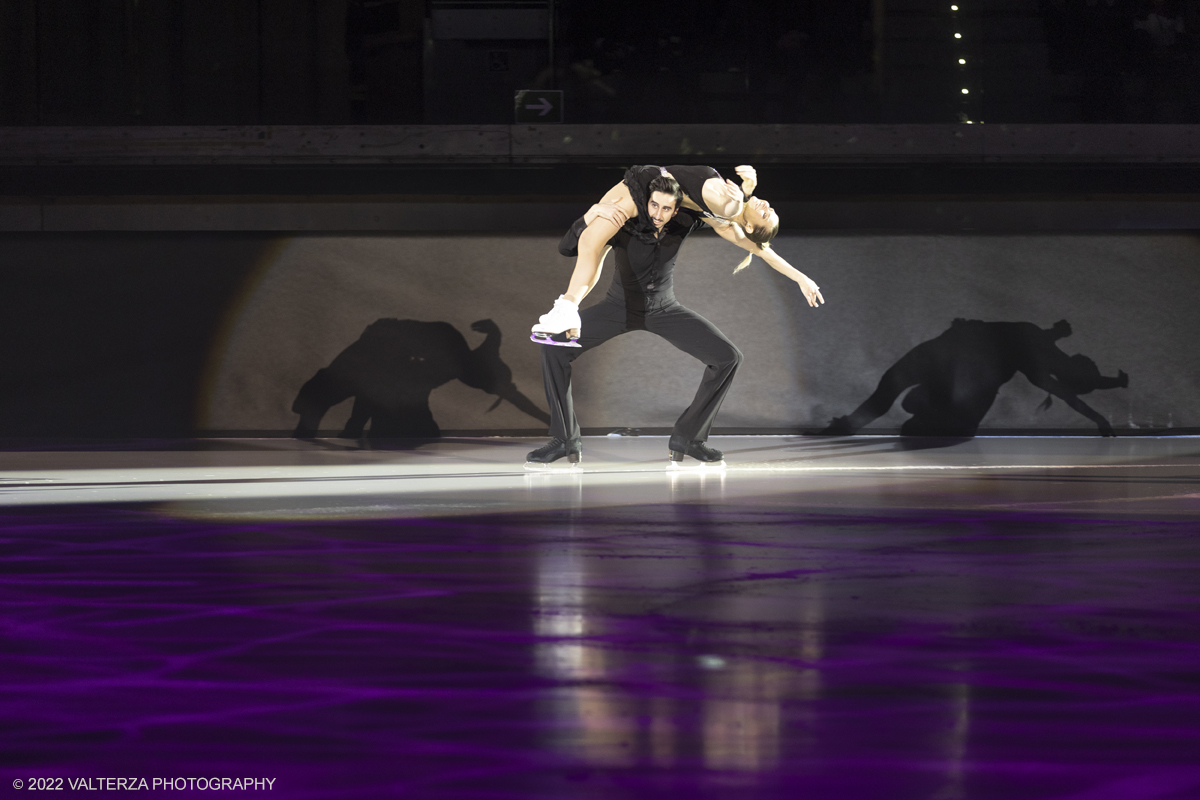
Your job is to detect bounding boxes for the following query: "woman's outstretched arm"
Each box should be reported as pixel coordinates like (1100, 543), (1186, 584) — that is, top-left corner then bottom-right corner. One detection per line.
(706, 221), (824, 308)
(1025, 373), (1116, 436)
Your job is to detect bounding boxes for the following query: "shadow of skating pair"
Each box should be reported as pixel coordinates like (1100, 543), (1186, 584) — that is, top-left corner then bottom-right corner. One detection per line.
(822, 319), (1129, 438)
(292, 318), (549, 440)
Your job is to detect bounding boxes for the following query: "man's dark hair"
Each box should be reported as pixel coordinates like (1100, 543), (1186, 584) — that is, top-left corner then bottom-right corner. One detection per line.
(647, 175), (683, 207)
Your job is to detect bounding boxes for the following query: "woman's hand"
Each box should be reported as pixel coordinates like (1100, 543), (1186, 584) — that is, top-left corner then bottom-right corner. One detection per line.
(584, 202), (628, 228)
(734, 165), (758, 197)
(795, 272), (824, 307)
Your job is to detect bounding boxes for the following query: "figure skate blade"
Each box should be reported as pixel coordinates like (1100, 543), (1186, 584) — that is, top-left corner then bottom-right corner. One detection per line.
(530, 330), (581, 348)
(524, 461), (582, 472)
(667, 458), (726, 470)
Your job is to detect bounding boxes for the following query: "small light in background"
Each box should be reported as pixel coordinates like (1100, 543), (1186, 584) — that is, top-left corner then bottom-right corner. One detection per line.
(951, 4), (959, 9)
(955, 32), (962, 39)
(961, 88), (970, 94)
(959, 58), (966, 64)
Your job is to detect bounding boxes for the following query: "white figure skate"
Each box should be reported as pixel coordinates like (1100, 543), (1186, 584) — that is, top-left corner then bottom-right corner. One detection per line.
(530, 295), (582, 348)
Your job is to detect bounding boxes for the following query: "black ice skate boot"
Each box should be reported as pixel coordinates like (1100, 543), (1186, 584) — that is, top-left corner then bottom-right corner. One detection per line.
(525, 437), (583, 468)
(667, 436), (725, 467)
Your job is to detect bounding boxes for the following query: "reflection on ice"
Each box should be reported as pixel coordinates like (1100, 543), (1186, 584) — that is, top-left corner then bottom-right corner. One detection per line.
(534, 542), (589, 679)
(935, 679), (972, 800)
(532, 513), (831, 774)
(702, 658), (785, 771)
(700, 591), (825, 772)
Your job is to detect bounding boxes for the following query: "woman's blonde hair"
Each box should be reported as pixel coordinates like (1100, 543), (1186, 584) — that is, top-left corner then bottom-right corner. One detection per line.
(732, 216), (780, 274)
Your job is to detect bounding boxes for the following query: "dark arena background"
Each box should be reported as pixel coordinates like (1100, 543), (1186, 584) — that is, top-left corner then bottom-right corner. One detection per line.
(3, 2), (1200, 798)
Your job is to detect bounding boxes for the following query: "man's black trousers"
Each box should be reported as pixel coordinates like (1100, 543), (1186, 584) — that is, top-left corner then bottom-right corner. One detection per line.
(540, 299), (743, 443)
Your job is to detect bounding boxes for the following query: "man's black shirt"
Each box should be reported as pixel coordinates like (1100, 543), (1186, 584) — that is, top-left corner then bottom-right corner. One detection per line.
(558, 208), (706, 314)
(604, 208), (705, 312)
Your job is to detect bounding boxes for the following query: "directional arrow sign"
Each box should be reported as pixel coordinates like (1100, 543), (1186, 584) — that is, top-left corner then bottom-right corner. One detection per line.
(514, 90), (563, 123)
(526, 97), (553, 116)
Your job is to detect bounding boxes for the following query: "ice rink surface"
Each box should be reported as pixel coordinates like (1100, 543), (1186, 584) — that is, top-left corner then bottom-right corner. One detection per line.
(3, 435), (1200, 798)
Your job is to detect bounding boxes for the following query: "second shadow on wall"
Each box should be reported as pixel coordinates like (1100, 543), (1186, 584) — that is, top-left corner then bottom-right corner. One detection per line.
(822, 319), (1129, 437)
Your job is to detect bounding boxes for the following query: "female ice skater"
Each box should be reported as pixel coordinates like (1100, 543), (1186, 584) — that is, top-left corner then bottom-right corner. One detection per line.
(526, 165), (823, 468)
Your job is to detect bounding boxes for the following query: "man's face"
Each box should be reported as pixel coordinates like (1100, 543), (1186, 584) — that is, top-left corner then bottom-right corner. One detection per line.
(647, 191), (679, 230)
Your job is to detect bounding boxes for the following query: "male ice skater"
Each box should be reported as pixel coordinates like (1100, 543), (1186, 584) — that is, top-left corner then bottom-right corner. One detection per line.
(525, 165), (823, 468)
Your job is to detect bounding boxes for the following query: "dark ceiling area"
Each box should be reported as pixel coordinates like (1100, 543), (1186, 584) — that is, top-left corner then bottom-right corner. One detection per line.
(3, 0), (1198, 127)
